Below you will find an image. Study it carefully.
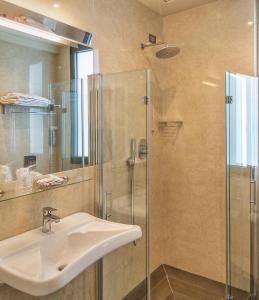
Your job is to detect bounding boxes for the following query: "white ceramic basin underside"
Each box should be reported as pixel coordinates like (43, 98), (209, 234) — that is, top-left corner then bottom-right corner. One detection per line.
(0, 213), (142, 296)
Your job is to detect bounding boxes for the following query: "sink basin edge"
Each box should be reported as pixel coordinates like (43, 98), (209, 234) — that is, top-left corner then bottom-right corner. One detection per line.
(0, 213), (142, 296)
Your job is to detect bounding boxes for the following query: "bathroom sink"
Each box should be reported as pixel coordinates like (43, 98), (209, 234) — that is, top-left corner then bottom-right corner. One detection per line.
(0, 213), (142, 296)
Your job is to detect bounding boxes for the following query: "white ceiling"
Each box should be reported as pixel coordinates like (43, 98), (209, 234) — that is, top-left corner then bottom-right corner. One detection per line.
(138, 0), (217, 16)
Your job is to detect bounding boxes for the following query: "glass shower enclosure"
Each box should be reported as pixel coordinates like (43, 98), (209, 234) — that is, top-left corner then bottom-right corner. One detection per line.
(226, 72), (258, 300)
(90, 69), (150, 300)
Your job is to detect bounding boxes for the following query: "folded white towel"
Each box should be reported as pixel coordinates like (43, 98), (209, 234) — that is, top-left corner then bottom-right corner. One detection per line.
(0, 93), (51, 107)
(37, 175), (64, 187)
(34, 174), (68, 188)
(4, 93), (51, 102)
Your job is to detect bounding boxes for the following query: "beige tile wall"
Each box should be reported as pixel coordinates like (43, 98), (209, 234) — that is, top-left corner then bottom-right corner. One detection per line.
(153, 0), (254, 283)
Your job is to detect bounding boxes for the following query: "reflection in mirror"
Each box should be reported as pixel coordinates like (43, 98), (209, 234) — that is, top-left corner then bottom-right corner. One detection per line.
(0, 3), (95, 199)
(70, 48), (94, 165)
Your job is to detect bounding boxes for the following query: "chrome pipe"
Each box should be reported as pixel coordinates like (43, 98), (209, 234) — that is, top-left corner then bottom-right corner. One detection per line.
(141, 41), (166, 50)
(105, 191), (112, 220)
(127, 138), (137, 246)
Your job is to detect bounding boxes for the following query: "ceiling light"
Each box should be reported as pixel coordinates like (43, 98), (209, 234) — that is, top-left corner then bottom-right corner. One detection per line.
(53, 3), (60, 9)
(248, 21), (253, 26)
(202, 81), (218, 88)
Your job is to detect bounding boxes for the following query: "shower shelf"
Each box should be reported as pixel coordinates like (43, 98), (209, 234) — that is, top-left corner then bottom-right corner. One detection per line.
(0, 104), (63, 115)
(158, 121), (183, 128)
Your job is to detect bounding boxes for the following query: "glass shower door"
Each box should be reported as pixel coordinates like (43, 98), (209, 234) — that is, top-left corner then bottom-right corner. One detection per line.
(95, 70), (150, 300)
(226, 72), (258, 299)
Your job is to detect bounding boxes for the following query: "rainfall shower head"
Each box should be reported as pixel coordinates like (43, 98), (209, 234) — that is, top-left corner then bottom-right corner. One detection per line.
(141, 42), (180, 59)
(141, 34), (180, 59)
(155, 44), (180, 59)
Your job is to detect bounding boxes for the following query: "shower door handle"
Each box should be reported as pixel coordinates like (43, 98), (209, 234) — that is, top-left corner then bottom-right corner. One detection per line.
(249, 166), (257, 296)
(250, 166), (256, 205)
(250, 180), (256, 205)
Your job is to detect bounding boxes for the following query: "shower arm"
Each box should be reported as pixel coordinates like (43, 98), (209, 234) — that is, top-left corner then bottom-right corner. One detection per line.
(141, 41), (166, 49)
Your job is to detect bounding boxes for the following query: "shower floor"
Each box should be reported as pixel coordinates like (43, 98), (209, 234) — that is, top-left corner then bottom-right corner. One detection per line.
(149, 265), (225, 300)
(124, 264), (250, 300)
(124, 264), (228, 300)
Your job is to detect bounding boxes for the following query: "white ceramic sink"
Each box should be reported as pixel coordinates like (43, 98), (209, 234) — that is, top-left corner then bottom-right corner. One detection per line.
(0, 213), (142, 296)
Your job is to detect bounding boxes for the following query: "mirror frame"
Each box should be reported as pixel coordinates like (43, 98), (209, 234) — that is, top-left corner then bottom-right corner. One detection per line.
(0, 0), (93, 48)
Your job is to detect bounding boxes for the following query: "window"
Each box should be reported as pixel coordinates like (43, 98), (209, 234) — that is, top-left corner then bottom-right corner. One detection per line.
(227, 73), (258, 167)
(71, 47), (94, 164)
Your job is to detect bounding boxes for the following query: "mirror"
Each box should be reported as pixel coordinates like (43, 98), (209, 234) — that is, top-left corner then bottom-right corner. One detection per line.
(0, 0), (95, 198)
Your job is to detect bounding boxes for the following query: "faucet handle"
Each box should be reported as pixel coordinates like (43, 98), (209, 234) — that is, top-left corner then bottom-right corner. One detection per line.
(43, 207), (57, 216)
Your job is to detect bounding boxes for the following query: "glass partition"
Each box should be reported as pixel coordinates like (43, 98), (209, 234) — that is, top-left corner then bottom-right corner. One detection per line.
(226, 72), (258, 299)
(95, 69), (150, 300)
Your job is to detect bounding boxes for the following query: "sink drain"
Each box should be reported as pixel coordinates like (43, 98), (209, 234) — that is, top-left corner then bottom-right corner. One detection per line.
(58, 264), (67, 271)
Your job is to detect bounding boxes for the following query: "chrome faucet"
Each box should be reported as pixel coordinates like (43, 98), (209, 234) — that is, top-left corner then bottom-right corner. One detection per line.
(42, 207), (60, 233)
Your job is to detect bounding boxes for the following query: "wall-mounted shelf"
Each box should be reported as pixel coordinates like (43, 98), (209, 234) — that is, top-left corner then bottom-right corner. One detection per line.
(158, 121), (183, 139)
(158, 121), (183, 128)
(0, 104), (63, 115)
(0, 174), (92, 203)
